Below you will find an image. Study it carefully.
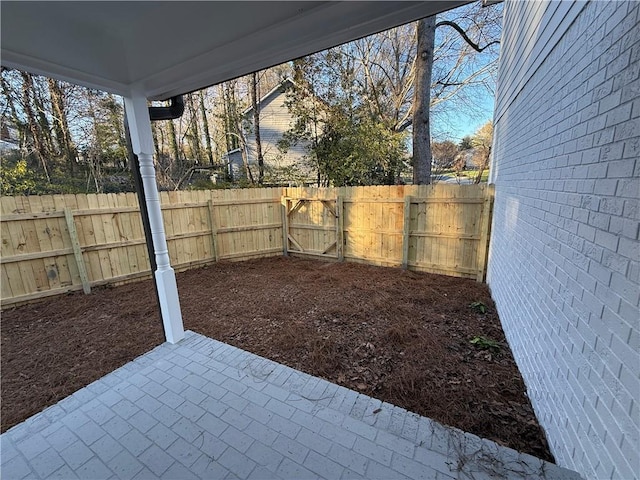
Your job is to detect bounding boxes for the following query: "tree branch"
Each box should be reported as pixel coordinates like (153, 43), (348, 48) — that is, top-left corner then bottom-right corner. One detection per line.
(435, 80), (466, 87)
(435, 20), (500, 52)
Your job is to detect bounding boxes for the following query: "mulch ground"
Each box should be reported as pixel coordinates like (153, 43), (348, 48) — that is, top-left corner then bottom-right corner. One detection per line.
(1, 256), (553, 461)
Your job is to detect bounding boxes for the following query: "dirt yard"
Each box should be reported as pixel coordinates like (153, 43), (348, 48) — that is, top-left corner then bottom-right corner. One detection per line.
(1, 256), (553, 461)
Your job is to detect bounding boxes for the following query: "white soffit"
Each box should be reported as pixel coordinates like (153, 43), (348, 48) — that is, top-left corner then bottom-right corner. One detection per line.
(1, 1), (468, 100)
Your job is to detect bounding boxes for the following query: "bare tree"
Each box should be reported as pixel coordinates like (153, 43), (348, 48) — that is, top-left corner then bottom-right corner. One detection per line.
(223, 81), (254, 183)
(250, 72), (265, 184)
(186, 94), (203, 163)
(412, 3), (501, 184)
(470, 120), (492, 183)
(432, 140), (458, 168)
(83, 89), (103, 192)
(280, 2), (499, 186)
(30, 75), (56, 161)
(413, 17), (436, 185)
(199, 90), (214, 165)
(20, 72), (51, 180)
(47, 78), (77, 173)
(349, 24), (418, 134)
(167, 120), (180, 172)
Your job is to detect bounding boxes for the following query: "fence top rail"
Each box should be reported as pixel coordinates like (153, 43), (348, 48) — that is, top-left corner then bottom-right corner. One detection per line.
(211, 198), (281, 206)
(282, 196), (337, 202)
(0, 198), (286, 221)
(410, 198), (485, 204)
(285, 197), (487, 204)
(1, 185), (492, 212)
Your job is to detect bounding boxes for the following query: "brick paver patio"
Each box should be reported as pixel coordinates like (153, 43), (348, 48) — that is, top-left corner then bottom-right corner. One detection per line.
(1, 331), (582, 479)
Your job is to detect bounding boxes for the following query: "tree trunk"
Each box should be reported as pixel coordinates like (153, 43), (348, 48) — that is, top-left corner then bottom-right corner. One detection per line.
(237, 130), (254, 185)
(151, 122), (162, 160)
(84, 90), (102, 193)
(187, 95), (202, 164)
(412, 16), (436, 185)
(199, 91), (214, 165)
(20, 72), (50, 181)
(167, 119), (180, 173)
(30, 76), (56, 162)
(47, 78), (77, 174)
(226, 82), (254, 184)
(222, 83), (237, 151)
(251, 72), (265, 185)
(109, 94), (127, 169)
(474, 146), (491, 184)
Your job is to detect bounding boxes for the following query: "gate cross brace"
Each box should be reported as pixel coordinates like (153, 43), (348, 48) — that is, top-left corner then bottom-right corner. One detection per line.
(320, 200), (337, 217)
(287, 234), (305, 252)
(288, 199), (304, 216)
(322, 241), (337, 254)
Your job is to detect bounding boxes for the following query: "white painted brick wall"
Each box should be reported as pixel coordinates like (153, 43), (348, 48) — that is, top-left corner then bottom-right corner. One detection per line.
(488, 1), (639, 479)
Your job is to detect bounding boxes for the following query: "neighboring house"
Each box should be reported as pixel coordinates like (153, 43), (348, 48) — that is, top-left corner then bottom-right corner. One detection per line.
(224, 78), (316, 185)
(0, 120), (19, 153)
(453, 148), (483, 170)
(488, 1), (638, 479)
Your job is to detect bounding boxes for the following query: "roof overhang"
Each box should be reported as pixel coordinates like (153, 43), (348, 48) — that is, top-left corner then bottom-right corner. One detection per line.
(1, 1), (469, 100)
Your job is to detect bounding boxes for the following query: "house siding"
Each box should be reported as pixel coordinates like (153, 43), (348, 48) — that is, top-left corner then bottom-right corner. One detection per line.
(488, 1), (639, 479)
(236, 84), (314, 184)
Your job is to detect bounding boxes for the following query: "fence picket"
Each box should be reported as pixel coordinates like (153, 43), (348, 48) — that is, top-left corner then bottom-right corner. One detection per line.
(1, 185), (493, 306)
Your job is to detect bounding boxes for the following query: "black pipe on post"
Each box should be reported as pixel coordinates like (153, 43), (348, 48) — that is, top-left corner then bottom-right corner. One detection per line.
(124, 96), (184, 330)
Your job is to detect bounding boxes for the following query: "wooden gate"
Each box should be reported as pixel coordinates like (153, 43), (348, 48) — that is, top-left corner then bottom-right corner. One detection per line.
(281, 197), (344, 260)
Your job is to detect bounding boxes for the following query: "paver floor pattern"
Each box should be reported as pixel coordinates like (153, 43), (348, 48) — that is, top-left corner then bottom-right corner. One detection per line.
(1, 331), (582, 479)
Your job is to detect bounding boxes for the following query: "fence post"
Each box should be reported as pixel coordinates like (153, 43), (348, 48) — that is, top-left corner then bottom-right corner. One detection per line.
(281, 197), (289, 256)
(207, 199), (219, 262)
(63, 208), (91, 294)
(402, 196), (412, 269)
(475, 185), (494, 282)
(336, 196), (344, 262)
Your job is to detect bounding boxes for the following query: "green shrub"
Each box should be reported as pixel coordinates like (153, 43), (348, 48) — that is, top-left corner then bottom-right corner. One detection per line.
(0, 159), (38, 195)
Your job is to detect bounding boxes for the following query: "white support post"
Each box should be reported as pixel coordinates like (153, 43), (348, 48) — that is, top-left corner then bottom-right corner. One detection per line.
(124, 91), (185, 344)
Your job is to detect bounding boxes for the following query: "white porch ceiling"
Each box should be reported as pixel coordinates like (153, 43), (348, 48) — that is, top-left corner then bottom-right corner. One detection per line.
(1, 1), (468, 100)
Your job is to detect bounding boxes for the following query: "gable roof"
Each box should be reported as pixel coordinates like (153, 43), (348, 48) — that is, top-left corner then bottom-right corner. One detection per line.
(243, 78), (295, 116)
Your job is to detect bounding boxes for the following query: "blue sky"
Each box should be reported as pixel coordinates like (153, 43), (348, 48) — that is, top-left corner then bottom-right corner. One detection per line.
(433, 92), (495, 142)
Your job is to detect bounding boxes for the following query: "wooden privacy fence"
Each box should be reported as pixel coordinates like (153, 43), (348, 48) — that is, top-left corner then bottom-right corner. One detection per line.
(1, 184), (493, 306)
(0, 188), (283, 306)
(282, 184), (493, 279)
